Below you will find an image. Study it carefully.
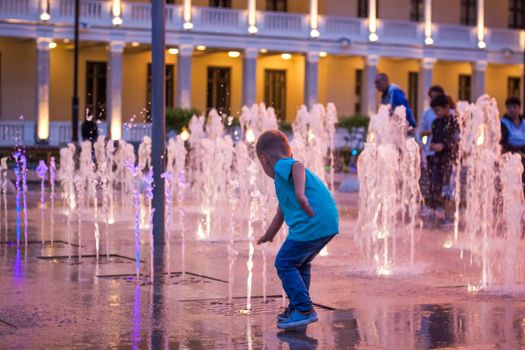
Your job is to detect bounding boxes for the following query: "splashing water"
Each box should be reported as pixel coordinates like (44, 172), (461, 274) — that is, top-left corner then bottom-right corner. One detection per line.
(20, 154), (28, 246)
(143, 170), (154, 281)
(227, 178), (240, 304)
(356, 105), (422, 274)
(90, 171), (101, 261)
(457, 95), (525, 291)
(126, 161), (142, 278)
(49, 157), (56, 244)
(74, 175), (85, 260)
(13, 152), (22, 247)
(245, 160), (260, 311)
(1, 157), (8, 242)
(161, 171), (173, 275)
(36, 160), (48, 244)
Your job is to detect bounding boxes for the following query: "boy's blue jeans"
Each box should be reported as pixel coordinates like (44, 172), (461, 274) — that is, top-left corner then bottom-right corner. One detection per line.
(275, 234), (336, 313)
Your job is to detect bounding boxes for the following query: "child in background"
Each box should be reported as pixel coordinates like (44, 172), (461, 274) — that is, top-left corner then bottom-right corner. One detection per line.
(255, 129), (339, 330)
(429, 94), (460, 228)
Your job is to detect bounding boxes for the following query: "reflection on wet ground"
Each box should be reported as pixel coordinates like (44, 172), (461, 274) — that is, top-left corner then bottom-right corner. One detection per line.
(2, 200), (525, 349)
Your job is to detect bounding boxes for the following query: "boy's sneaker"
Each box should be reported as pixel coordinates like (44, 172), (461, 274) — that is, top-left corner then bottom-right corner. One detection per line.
(277, 306), (292, 322)
(277, 309), (318, 329)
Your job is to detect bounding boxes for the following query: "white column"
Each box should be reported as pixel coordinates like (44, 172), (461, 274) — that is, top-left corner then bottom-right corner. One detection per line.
(36, 38), (51, 141)
(361, 55), (379, 116)
(309, 0), (319, 37)
(107, 41), (124, 140)
(368, 0), (378, 41)
(176, 44), (193, 109)
(242, 48), (258, 107)
(304, 52), (319, 108)
(418, 57), (436, 124)
(472, 61), (487, 102)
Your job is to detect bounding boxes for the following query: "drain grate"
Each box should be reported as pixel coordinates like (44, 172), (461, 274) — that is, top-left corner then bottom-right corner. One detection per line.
(37, 254), (136, 265)
(0, 240), (80, 247)
(180, 295), (336, 317)
(95, 271), (227, 286)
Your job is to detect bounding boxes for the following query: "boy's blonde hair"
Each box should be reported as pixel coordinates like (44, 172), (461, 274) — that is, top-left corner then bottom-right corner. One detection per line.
(256, 129), (292, 158)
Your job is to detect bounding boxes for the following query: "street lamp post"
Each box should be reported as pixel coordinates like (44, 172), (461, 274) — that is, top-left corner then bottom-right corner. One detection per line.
(151, 0), (166, 251)
(71, 0), (79, 142)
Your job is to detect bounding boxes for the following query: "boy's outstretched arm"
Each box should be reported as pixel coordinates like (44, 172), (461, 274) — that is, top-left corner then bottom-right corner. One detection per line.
(292, 162), (315, 217)
(257, 207), (284, 244)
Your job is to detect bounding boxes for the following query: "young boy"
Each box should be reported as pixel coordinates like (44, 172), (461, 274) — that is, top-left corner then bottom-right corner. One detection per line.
(255, 129), (339, 329)
(429, 94), (460, 228)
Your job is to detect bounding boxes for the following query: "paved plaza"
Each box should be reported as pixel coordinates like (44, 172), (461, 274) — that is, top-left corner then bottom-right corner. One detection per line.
(1, 188), (525, 349)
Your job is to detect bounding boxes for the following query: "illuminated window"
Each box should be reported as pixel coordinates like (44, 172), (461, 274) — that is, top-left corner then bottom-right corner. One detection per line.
(264, 69), (286, 120)
(458, 74), (472, 102)
(207, 67), (231, 115)
(85, 62), (107, 120)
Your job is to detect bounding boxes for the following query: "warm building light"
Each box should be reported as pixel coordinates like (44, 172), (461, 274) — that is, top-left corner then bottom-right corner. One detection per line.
(228, 51), (240, 58)
(48, 42), (57, 49)
(40, 12), (50, 21)
(131, 42), (140, 47)
(112, 0), (122, 26)
(309, 0), (319, 38)
(180, 128), (190, 141)
(168, 48), (179, 55)
(310, 29), (320, 38)
(183, 0), (192, 29)
(248, 0), (257, 34)
(368, 0), (377, 41)
(64, 38), (70, 44)
(424, 0), (433, 45)
(319, 51), (327, 57)
(196, 45), (206, 51)
(281, 53), (292, 60)
(477, 0), (485, 47)
(112, 16), (123, 26)
(40, 0), (50, 21)
(259, 48), (268, 53)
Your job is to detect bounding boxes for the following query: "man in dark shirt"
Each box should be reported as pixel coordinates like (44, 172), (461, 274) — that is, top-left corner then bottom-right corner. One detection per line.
(428, 94), (459, 228)
(374, 73), (417, 128)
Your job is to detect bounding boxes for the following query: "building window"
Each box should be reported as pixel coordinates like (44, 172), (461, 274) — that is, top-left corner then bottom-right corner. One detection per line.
(267, 0), (287, 12)
(458, 74), (472, 102)
(460, 0), (476, 26)
(209, 0), (231, 8)
(410, 0), (424, 21)
(264, 69), (286, 121)
(509, 0), (524, 29)
(408, 72), (419, 120)
(355, 69), (363, 114)
(358, 0), (379, 18)
(508, 77), (522, 99)
(207, 67), (231, 115)
(146, 64), (175, 120)
(85, 61), (107, 120)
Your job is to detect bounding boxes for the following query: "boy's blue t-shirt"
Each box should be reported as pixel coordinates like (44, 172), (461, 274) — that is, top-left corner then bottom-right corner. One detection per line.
(274, 158), (339, 241)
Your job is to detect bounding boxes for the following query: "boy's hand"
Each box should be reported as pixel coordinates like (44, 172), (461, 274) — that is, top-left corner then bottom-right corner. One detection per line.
(257, 233), (273, 245)
(430, 143), (444, 152)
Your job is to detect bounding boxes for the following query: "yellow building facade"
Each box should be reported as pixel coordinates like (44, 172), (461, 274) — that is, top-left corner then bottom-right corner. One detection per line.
(0, 0), (523, 144)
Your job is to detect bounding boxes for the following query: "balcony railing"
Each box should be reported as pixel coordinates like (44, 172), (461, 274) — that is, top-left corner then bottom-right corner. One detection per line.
(0, 0), (522, 52)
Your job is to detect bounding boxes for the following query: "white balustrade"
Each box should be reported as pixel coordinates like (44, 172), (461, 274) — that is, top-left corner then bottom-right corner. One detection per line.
(192, 6), (244, 33)
(0, 0), (37, 20)
(435, 24), (475, 47)
(259, 11), (306, 34)
(0, 121), (34, 147)
(322, 15), (364, 39)
(0, 0), (521, 54)
(380, 20), (420, 43)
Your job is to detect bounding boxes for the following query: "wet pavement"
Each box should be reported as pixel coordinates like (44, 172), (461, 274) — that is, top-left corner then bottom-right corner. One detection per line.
(2, 191), (525, 349)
